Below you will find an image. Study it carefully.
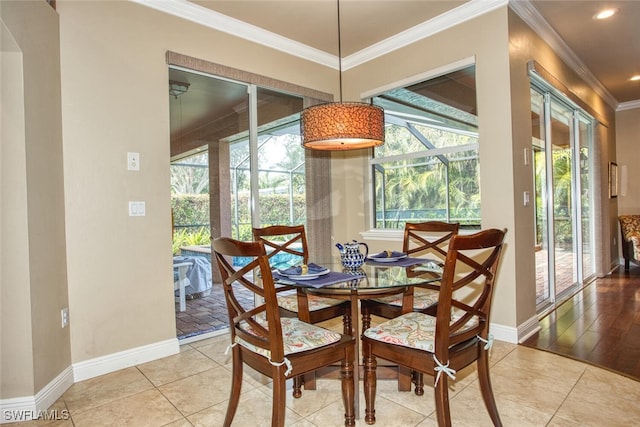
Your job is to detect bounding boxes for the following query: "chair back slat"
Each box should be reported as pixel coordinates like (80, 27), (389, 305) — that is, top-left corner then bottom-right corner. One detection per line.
(253, 225), (309, 266)
(402, 221), (459, 260)
(435, 228), (506, 356)
(212, 236), (285, 361)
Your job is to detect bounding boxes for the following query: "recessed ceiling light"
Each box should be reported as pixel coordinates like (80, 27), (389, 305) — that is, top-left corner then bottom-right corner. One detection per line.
(593, 8), (618, 20)
(631, 75), (640, 82)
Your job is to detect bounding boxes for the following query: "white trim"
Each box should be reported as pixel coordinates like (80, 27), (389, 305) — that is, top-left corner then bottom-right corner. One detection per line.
(617, 100), (640, 111)
(490, 315), (540, 344)
(509, 0), (618, 109)
(131, 0), (336, 68)
(0, 366), (73, 424)
(489, 322), (518, 344)
(343, 0), (506, 70)
(360, 228), (404, 242)
(516, 315), (542, 343)
(72, 338), (179, 382)
(132, 0), (504, 71)
(361, 56), (476, 100)
(134, 0), (636, 109)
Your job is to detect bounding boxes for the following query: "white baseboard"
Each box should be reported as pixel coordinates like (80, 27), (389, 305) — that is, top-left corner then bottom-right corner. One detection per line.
(73, 338), (180, 382)
(515, 315), (541, 343)
(489, 315), (540, 344)
(1, 338), (179, 424)
(1, 366), (73, 424)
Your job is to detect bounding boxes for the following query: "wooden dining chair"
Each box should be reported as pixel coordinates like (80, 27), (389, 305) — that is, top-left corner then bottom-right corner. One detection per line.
(212, 237), (356, 427)
(252, 225), (351, 395)
(361, 221), (459, 394)
(362, 228), (507, 427)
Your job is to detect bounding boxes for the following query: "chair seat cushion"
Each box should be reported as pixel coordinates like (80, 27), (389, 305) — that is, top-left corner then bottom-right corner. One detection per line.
(371, 288), (439, 310)
(277, 293), (344, 312)
(364, 312), (477, 352)
(237, 316), (342, 357)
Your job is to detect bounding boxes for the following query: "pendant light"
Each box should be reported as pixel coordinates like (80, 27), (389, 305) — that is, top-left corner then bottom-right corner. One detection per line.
(301, 0), (385, 151)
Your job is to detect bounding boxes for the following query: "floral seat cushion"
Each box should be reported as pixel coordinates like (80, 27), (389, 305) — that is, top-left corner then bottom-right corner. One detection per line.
(277, 293), (344, 312)
(370, 288), (439, 310)
(237, 316), (342, 358)
(363, 311), (477, 352)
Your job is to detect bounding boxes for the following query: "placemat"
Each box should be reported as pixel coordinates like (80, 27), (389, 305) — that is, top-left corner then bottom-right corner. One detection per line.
(273, 271), (365, 288)
(365, 257), (435, 267)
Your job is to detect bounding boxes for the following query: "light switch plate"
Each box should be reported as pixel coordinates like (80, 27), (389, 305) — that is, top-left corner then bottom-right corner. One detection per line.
(128, 201), (145, 216)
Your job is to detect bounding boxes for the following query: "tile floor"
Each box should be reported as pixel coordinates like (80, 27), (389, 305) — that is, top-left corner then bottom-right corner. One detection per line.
(10, 317), (640, 427)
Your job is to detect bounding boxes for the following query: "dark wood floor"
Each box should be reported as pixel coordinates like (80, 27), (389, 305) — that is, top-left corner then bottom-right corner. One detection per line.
(522, 263), (640, 381)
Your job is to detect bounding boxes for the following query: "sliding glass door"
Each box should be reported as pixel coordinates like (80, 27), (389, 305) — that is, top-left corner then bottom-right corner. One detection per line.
(531, 84), (595, 312)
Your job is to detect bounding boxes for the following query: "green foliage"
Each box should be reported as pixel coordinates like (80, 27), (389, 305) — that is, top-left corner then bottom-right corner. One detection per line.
(172, 227), (211, 255)
(172, 192), (306, 245)
(231, 193), (306, 239)
(373, 124), (481, 226)
(172, 195), (210, 226)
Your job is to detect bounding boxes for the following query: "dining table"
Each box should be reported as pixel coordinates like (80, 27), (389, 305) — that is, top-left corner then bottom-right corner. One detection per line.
(272, 255), (443, 417)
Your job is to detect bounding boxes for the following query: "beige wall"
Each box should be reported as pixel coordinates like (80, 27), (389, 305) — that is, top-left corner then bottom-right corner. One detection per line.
(56, 0), (337, 363)
(615, 108), (640, 214)
(1, 0), (70, 398)
(335, 7), (526, 331)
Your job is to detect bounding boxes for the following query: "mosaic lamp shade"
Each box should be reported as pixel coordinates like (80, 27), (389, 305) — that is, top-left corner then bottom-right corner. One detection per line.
(300, 102), (385, 151)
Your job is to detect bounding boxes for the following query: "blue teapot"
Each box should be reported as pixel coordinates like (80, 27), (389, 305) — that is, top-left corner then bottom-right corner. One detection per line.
(336, 240), (369, 269)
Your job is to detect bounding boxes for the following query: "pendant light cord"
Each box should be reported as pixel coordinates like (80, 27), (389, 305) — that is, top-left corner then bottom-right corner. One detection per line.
(337, 0), (343, 103)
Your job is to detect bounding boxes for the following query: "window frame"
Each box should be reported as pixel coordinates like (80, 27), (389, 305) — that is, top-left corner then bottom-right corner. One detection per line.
(363, 57), (480, 235)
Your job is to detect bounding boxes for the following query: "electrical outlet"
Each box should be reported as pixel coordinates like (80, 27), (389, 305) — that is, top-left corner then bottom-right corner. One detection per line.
(61, 307), (69, 328)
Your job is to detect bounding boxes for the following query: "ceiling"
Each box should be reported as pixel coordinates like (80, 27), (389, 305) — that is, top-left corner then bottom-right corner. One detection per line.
(182, 0), (640, 107)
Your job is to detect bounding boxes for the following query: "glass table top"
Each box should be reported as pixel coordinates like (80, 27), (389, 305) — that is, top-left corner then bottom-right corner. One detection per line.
(274, 260), (442, 293)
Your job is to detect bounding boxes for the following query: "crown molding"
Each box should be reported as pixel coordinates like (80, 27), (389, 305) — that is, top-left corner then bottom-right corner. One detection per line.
(509, 0), (618, 109)
(343, 0), (507, 70)
(617, 100), (640, 111)
(132, 0), (506, 71)
(134, 0), (627, 109)
(130, 0), (336, 67)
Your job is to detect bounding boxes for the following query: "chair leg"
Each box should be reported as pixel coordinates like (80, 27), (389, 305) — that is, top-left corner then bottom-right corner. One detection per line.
(302, 372), (316, 391)
(397, 366), (412, 391)
(434, 372), (452, 427)
(477, 349), (502, 426)
(292, 375), (303, 398)
(361, 306), (371, 332)
(341, 351), (356, 427)
(343, 310), (352, 336)
(272, 368), (287, 427)
(223, 348), (243, 427)
(412, 370), (425, 396)
(363, 347), (377, 425)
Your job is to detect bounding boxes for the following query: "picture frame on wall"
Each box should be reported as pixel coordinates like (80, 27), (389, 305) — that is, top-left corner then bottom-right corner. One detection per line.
(609, 162), (618, 198)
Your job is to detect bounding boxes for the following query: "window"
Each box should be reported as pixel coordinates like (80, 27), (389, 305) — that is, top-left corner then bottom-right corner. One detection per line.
(371, 64), (480, 229)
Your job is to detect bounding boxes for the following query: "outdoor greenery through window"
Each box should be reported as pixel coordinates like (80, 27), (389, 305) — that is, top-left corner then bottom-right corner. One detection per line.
(371, 64), (480, 229)
(171, 151), (211, 254)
